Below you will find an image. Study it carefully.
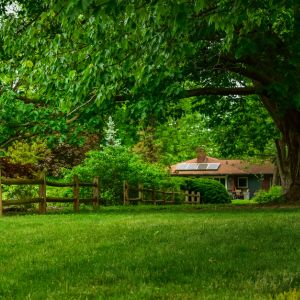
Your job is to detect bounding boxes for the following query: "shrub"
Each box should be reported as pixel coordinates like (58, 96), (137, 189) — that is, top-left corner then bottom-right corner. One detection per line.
(4, 185), (39, 201)
(6, 139), (50, 166)
(252, 185), (283, 203)
(3, 185), (39, 209)
(65, 146), (175, 205)
(181, 178), (231, 204)
(0, 157), (38, 178)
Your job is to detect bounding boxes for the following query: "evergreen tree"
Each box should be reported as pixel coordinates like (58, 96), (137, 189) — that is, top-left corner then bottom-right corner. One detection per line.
(103, 116), (121, 147)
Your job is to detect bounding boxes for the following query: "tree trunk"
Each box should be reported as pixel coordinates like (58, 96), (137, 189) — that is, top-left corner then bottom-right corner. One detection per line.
(272, 159), (281, 186)
(261, 96), (300, 202)
(280, 110), (300, 202)
(275, 139), (290, 191)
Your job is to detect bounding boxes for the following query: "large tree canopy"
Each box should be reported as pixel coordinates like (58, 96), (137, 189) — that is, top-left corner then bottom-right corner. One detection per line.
(0, 0), (299, 200)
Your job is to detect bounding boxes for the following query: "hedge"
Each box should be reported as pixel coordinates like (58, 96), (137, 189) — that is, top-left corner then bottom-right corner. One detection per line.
(181, 178), (231, 204)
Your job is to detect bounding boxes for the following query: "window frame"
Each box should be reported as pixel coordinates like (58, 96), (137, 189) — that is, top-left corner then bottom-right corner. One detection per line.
(209, 176), (227, 188)
(237, 177), (248, 188)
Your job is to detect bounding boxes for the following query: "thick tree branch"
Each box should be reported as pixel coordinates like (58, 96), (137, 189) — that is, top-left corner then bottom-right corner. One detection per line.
(6, 85), (258, 113)
(225, 66), (273, 86)
(115, 86), (258, 102)
(219, 55), (279, 85)
(5, 86), (258, 112)
(16, 95), (47, 107)
(185, 86), (257, 97)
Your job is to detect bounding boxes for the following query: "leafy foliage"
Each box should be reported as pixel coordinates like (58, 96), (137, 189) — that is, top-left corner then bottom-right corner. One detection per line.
(253, 186), (284, 204)
(182, 178), (232, 204)
(67, 146), (171, 204)
(1, 135), (100, 178)
(0, 157), (38, 178)
(6, 139), (50, 165)
(149, 105), (219, 164)
(4, 184), (38, 202)
(44, 136), (99, 176)
(1, 0), (297, 127)
(195, 96), (279, 158)
(0, 0), (300, 199)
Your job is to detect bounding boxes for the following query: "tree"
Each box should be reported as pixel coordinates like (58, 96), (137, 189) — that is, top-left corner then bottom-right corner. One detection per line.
(0, 1), (299, 201)
(134, 102), (220, 165)
(196, 95), (279, 158)
(103, 116), (121, 147)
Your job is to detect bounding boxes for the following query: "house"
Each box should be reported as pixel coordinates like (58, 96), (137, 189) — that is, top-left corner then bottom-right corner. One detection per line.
(170, 150), (274, 199)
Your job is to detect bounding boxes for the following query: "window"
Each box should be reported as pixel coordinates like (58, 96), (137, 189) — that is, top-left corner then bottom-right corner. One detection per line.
(238, 177), (248, 188)
(219, 178), (226, 186)
(211, 177), (227, 187)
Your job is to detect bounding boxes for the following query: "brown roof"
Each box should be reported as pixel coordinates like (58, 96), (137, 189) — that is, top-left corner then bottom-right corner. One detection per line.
(170, 156), (274, 176)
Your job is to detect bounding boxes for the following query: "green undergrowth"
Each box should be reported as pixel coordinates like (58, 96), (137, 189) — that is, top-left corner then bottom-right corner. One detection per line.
(0, 205), (299, 299)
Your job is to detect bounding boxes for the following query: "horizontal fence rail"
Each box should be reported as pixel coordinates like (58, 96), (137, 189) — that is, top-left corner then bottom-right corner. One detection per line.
(0, 170), (100, 216)
(1, 178), (95, 188)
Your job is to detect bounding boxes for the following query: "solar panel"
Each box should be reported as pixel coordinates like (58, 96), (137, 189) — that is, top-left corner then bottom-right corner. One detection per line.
(176, 163), (199, 171)
(207, 163), (220, 170)
(186, 163), (199, 170)
(175, 163), (189, 170)
(176, 162), (220, 171)
(197, 163), (208, 170)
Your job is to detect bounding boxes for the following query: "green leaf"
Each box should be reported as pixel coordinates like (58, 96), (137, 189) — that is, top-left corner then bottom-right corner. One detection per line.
(194, 0), (205, 14)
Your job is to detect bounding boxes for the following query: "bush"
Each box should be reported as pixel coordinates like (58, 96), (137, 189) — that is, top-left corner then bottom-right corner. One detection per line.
(181, 178), (231, 204)
(6, 139), (50, 166)
(4, 185), (39, 201)
(65, 146), (176, 205)
(252, 185), (283, 203)
(3, 185), (39, 209)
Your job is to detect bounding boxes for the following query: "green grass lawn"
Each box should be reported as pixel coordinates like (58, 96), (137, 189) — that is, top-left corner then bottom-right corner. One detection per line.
(231, 199), (257, 205)
(0, 205), (299, 299)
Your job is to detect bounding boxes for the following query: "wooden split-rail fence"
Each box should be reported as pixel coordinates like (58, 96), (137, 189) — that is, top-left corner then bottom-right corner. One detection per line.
(123, 181), (201, 205)
(0, 172), (99, 216)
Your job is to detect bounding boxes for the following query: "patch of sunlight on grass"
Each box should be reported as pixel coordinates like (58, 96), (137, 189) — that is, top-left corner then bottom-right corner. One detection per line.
(231, 199), (257, 205)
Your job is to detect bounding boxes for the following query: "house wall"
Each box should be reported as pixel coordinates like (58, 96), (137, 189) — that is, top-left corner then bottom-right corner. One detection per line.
(262, 175), (273, 190)
(228, 174), (272, 198)
(248, 175), (263, 198)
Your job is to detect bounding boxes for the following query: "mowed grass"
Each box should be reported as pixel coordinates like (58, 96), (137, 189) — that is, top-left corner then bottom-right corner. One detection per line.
(0, 206), (299, 299)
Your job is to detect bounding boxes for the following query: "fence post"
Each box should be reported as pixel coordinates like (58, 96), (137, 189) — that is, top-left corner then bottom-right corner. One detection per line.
(138, 183), (144, 204)
(152, 189), (156, 205)
(39, 172), (47, 214)
(185, 190), (189, 203)
(171, 189), (175, 204)
(123, 181), (129, 205)
(192, 191), (195, 204)
(0, 170), (2, 216)
(197, 192), (201, 204)
(92, 176), (99, 208)
(73, 175), (79, 212)
(162, 189), (166, 205)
